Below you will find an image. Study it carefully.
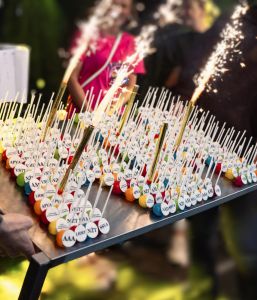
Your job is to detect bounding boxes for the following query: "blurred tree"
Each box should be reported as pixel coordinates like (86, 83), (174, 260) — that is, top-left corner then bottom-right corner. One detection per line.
(1, 0), (64, 98)
(57, 0), (95, 49)
(214, 0), (236, 11)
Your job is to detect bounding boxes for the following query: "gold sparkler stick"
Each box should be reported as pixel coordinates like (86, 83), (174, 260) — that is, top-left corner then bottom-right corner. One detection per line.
(42, 39), (91, 141)
(149, 122), (168, 182)
(59, 125), (94, 192)
(175, 101), (194, 147)
(58, 68), (123, 192)
(118, 85), (139, 134)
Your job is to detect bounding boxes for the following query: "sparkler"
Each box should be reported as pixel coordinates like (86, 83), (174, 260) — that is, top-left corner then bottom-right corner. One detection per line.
(176, 1), (249, 147)
(191, 1), (248, 104)
(118, 85), (139, 134)
(42, 0), (114, 140)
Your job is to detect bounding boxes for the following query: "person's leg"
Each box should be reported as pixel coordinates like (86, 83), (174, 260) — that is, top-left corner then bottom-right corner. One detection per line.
(169, 220), (190, 267)
(188, 208), (219, 300)
(221, 191), (257, 300)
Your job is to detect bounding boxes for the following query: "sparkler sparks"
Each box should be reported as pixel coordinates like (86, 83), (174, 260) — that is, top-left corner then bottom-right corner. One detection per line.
(191, 2), (249, 105)
(127, 0), (183, 66)
(155, 0), (182, 27)
(63, 0), (119, 84)
(105, 0), (182, 113)
(125, 25), (157, 69)
(71, 0), (113, 57)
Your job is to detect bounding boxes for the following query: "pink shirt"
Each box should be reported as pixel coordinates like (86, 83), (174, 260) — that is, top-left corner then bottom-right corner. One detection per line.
(70, 32), (145, 111)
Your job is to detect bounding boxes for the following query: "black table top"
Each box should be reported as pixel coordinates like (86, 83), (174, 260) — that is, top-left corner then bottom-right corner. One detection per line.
(1, 166), (256, 268)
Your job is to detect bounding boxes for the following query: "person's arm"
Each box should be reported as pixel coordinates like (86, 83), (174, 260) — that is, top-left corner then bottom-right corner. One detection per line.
(67, 61), (89, 111)
(165, 66), (182, 89)
(0, 213), (35, 258)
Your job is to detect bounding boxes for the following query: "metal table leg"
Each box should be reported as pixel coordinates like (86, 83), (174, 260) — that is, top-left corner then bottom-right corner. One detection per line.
(19, 252), (51, 300)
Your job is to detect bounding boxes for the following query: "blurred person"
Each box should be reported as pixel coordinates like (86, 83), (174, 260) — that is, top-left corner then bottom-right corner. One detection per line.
(0, 171), (35, 259)
(173, 1), (257, 299)
(164, 0), (219, 89)
(200, 3), (257, 299)
(142, 0), (220, 272)
(170, 0), (220, 281)
(0, 211), (35, 259)
(143, 1), (224, 299)
(183, 0), (219, 33)
(0, 39), (35, 261)
(143, 0), (219, 90)
(67, 0), (145, 112)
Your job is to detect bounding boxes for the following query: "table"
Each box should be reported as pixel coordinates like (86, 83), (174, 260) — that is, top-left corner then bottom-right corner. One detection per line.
(1, 167), (257, 300)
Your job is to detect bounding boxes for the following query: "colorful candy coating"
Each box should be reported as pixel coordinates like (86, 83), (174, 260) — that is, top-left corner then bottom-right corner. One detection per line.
(225, 169), (234, 180)
(6, 159), (11, 170)
(138, 195), (148, 208)
(215, 163), (222, 175)
(152, 203), (163, 217)
(233, 176), (244, 187)
(0, 142), (4, 154)
(112, 181), (122, 195)
(16, 173), (25, 187)
(28, 192), (36, 206)
(56, 230), (65, 248)
(48, 220), (58, 235)
(34, 201), (42, 216)
(40, 210), (49, 225)
(2, 150), (7, 161)
(125, 187), (135, 202)
(24, 182), (32, 196)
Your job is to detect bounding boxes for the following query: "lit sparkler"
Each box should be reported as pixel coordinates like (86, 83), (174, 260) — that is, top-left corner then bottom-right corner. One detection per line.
(191, 1), (248, 105)
(176, 1), (249, 147)
(66, 0), (114, 81)
(102, 1), (182, 116)
(42, 0), (114, 139)
(110, 0), (183, 101)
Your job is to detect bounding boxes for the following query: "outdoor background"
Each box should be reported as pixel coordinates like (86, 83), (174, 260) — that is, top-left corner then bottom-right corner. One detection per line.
(0, 0), (237, 97)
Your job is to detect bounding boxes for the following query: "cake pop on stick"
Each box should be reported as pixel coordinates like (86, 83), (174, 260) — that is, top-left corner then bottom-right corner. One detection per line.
(1, 102), (9, 122)
(0, 102), (7, 121)
(79, 183), (99, 239)
(214, 166), (223, 196)
(6, 94), (18, 120)
(0, 93), (8, 119)
(248, 143), (257, 168)
(241, 137), (253, 163)
(90, 184), (103, 222)
(101, 186), (113, 218)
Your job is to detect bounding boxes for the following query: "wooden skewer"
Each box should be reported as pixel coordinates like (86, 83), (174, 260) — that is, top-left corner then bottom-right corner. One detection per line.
(42, 82), (67, 141)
